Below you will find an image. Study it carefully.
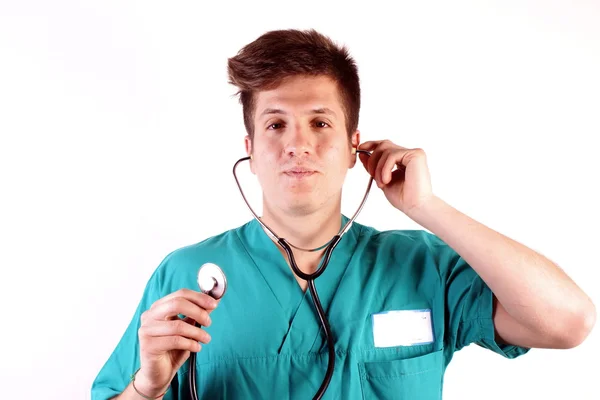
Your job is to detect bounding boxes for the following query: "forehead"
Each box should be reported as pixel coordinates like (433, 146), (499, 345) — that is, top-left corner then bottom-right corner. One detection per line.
(254, 75), (344, 118)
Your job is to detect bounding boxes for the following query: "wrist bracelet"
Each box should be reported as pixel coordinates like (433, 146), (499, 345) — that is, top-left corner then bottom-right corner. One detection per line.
(130, 368), (169, 400)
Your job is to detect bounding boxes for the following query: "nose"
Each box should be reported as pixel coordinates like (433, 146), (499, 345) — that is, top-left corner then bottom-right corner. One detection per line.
(284, 123), (312, 157)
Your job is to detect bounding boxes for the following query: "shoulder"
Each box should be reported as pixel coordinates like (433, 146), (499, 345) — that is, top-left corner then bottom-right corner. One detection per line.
(353, 221), (457, 275)
(151, 220), (253, 283)
(355, 220), (446, 253)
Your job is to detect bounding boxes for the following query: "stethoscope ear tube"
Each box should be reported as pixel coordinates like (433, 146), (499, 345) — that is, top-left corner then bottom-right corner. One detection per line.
(233, 150), (373, 250)
(206, 149), (374, 400)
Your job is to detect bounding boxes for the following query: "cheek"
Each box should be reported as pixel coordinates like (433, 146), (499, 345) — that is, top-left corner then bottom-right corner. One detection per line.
(322, 144), (350, 168)
(254, 148), (279, 180)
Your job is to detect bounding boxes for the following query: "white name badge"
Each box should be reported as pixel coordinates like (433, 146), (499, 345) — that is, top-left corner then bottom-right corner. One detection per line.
(372, 309), (435, 348)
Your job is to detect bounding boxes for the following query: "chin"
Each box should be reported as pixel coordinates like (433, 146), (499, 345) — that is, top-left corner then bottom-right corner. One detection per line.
(278, 196), (320, 216)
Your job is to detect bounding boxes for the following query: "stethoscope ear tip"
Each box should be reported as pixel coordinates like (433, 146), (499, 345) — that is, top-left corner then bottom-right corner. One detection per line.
(355, 149), (371, 157)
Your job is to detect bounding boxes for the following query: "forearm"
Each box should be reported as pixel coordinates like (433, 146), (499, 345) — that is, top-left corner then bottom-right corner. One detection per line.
(408, 195), (595, 341)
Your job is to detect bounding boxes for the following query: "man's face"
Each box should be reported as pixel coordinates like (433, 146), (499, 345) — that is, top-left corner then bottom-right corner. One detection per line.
(245, 74), (359, 216)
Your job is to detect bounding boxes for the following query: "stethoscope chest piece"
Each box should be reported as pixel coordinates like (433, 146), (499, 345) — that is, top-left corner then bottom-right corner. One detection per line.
(197, 263), (227, 300)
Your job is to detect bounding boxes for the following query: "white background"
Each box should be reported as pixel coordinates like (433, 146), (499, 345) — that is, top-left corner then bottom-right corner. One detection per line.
(1, 1), (598, 399)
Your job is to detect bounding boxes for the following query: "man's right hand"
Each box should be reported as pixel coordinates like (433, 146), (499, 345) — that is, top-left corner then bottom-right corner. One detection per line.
(133, 289), (219, 397)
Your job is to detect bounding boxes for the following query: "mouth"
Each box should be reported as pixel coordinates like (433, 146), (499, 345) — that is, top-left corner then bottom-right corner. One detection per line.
(283, 168), (317, 178)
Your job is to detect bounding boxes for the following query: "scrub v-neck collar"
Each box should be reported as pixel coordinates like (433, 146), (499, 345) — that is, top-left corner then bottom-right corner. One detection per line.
(237, 214), (362, 328)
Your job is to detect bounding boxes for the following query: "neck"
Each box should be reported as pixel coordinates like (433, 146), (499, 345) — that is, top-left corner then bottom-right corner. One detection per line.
(260, 198), (343, 250)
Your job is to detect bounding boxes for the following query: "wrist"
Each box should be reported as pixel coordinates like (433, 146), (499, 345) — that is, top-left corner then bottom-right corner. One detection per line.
(406, 194), (443, 225)
(131, 369), (169, 399)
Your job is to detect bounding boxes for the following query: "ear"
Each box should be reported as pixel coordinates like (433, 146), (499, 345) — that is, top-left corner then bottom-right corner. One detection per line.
(244, 135), (256, 174)
(349, 130), (360, 168)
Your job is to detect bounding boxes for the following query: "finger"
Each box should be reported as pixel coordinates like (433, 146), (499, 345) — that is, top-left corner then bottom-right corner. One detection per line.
(181, 316), (196, 325)
(367, 147), (385, 179)
(140, 319), (212, 344)
(143, 334), (203, 354)
(358, 152), (369, 170)
(376, 151), (393, 186)
(150, 297), (213, 327)
(403, 148), (426, 168)
(358, 140), (383, 152)
(381, 151), (400, 185)
(382, 149), (408, 184)
(153, 289), (219, 312)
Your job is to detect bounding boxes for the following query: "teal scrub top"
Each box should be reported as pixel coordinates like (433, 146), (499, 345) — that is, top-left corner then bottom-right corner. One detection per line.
(92, 216), (530, 399)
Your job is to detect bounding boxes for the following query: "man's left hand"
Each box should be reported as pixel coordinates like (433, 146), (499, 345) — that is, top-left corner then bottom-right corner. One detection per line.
(358, 140), (434, 216)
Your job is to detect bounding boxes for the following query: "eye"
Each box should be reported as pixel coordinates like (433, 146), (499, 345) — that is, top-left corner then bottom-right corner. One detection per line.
(315, 120), (330, 128)
(267, 122), (284, 130)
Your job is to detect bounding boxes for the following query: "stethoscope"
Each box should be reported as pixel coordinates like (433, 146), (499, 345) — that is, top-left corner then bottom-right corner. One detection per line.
(187, 149), (373, 400)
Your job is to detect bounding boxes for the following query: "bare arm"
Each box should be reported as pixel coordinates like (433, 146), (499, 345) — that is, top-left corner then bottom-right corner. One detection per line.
(409, 195), (596, 349)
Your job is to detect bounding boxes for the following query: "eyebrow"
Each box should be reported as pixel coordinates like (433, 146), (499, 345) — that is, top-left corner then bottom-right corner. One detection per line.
(259, 107), (337, 118)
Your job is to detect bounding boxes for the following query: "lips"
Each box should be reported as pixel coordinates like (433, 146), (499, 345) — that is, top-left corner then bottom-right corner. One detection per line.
(283, 167), (317, 178)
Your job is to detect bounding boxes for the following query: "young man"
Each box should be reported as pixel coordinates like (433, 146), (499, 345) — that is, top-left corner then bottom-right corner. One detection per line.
(92, 29), (596, 399)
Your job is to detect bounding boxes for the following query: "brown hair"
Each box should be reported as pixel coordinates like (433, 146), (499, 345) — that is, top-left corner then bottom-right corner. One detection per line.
(227, 29), (361, 140)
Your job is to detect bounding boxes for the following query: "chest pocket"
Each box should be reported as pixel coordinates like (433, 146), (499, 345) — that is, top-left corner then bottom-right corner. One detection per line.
(358, 350), (443, 400)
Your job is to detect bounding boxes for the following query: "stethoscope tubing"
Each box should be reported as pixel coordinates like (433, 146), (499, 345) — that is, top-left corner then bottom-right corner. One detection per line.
(187, 149), (373, 400)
